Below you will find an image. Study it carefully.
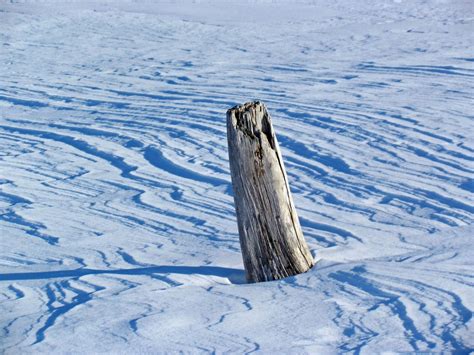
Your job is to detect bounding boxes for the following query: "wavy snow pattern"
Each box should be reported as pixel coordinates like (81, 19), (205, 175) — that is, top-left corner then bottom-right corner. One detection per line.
(0, 0), (473, 353)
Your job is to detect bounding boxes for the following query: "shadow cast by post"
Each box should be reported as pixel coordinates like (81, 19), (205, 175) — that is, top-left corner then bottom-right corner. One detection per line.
(0, 265), (246, 285)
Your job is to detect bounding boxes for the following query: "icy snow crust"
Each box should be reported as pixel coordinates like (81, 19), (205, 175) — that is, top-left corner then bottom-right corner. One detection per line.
(0, 0), (473, 353)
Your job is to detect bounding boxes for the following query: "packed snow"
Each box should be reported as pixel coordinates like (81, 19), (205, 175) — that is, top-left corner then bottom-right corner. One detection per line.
(0, 0), (473, 353)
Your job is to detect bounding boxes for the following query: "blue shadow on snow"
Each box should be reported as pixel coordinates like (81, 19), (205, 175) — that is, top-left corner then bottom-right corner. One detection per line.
(0, 265), (246, 284)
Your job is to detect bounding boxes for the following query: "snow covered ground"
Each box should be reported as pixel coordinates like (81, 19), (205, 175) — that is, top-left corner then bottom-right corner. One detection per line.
(1, 0), (473, 352)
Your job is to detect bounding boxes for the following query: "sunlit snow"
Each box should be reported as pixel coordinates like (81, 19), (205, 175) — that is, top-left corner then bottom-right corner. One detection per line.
(1, 0), (473, 353)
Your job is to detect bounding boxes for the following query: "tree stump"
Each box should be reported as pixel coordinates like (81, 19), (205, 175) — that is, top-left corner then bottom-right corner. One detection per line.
(227, 101), (314, 283)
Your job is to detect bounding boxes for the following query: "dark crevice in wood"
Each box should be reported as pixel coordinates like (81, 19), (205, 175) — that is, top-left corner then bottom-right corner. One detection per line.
(261, 110), (275, 150)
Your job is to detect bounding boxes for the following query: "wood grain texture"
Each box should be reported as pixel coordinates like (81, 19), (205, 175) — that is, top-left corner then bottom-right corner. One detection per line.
(227, 101), (314, 283)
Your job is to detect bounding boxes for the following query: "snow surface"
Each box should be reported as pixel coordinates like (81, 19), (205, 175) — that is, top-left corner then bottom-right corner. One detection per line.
(0, 0), (473, 353)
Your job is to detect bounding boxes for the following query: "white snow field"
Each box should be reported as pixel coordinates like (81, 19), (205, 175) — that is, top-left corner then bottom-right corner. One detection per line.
(1, 0), (473, 353)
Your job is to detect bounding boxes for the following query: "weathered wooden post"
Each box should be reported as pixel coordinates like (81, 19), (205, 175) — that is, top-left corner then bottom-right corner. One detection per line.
(227, 101), (314, 283)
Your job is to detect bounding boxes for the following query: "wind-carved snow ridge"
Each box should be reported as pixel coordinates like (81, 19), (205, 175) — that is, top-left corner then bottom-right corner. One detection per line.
(0, 0), (473, 353)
